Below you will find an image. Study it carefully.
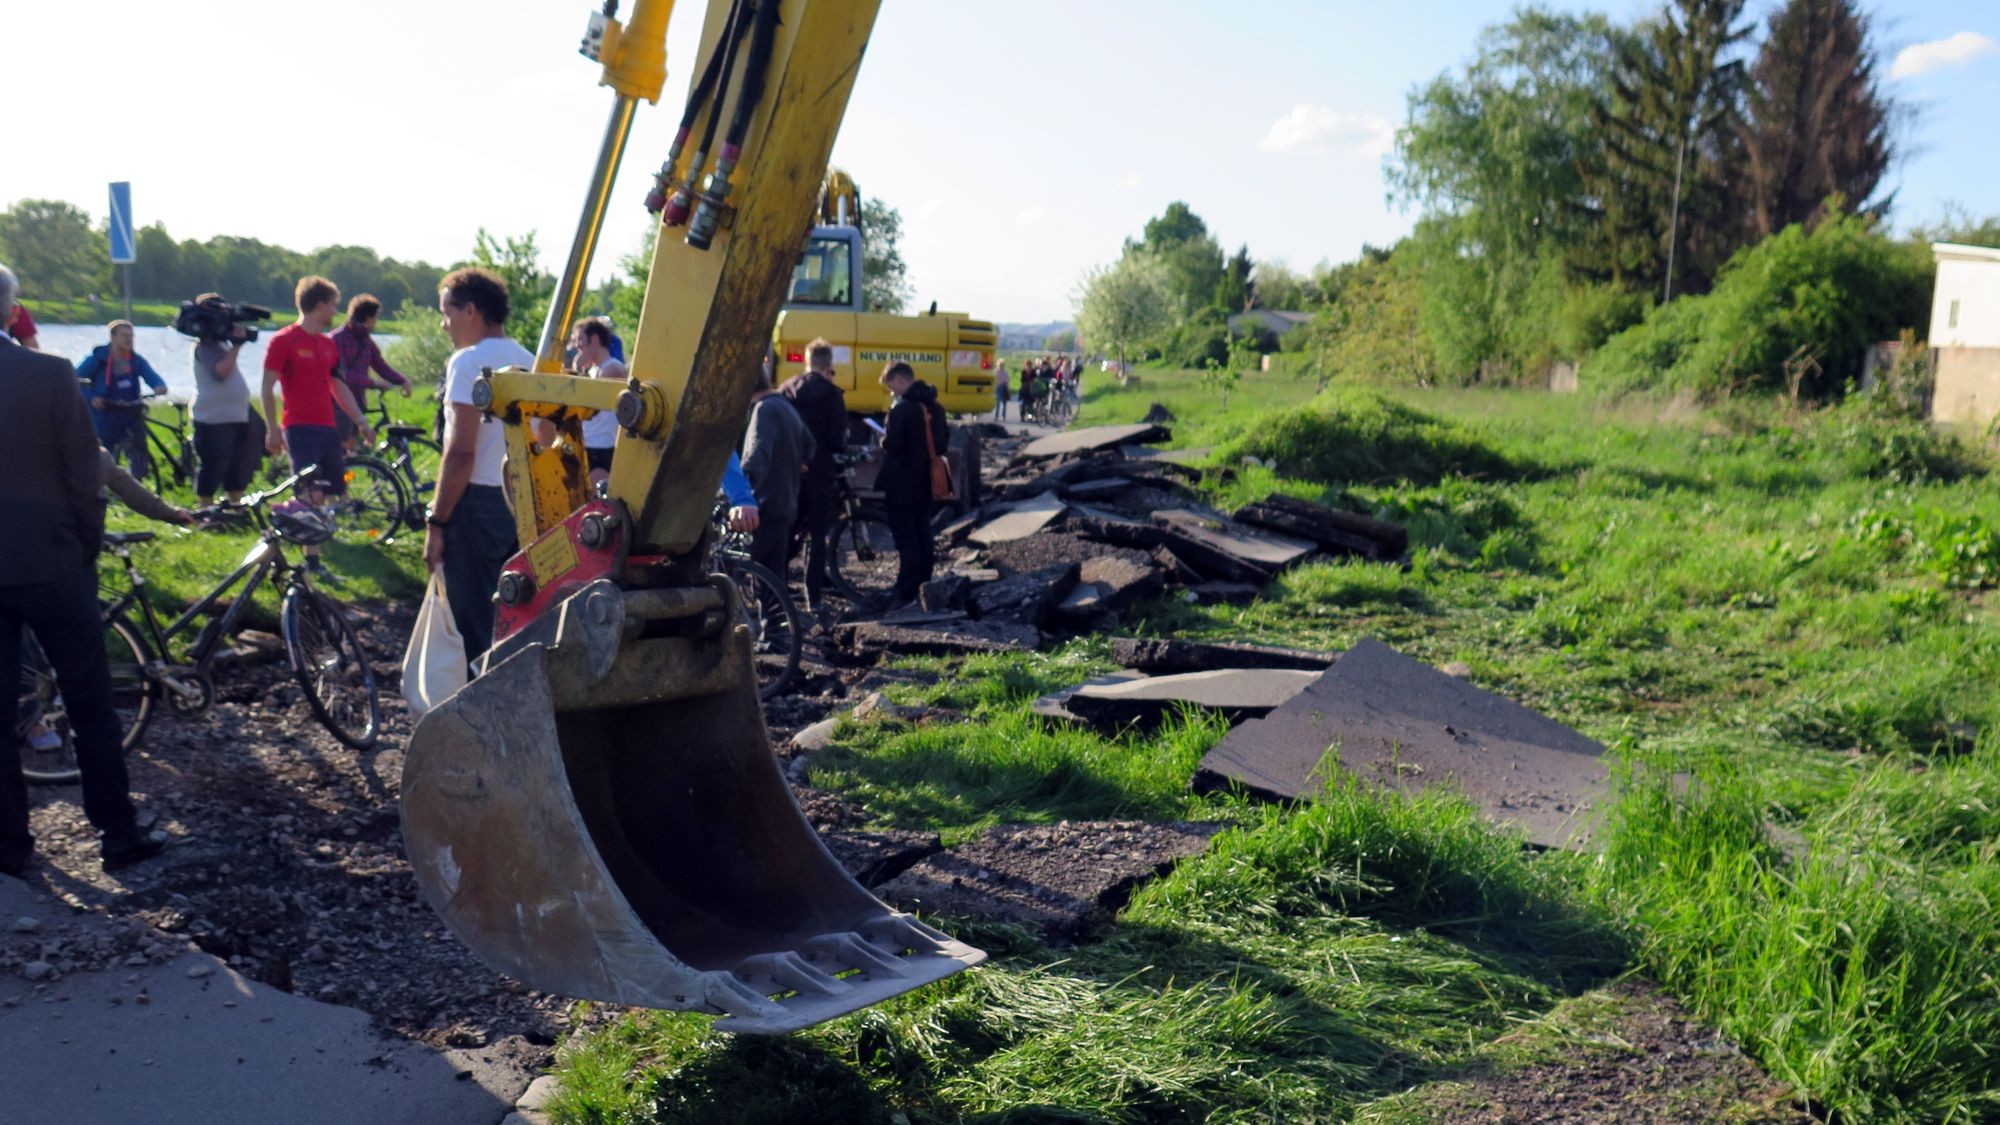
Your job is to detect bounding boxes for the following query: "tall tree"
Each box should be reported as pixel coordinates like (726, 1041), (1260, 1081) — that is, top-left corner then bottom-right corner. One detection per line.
(470, 229), (555, 351)
(1736, 0), (1894, 240)
(1074, 252), (1172, 383)
(1392, 8), (1623, 376)
(1215, 244), (1254, 313)
(0, 200), (110, 299)
(1575, 0), (1752, 299)
(859, 196), (912, 314)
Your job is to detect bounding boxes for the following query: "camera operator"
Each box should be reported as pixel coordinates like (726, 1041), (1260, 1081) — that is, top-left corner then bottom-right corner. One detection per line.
(187, 294), (264, 506)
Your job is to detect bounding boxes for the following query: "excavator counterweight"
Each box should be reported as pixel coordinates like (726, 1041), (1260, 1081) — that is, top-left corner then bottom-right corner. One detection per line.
(398, 0), (983, 1034)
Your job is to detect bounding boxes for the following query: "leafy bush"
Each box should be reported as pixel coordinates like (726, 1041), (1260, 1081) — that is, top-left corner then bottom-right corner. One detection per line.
(1585, 213), (1931, 399)
(1552, 282), (1651, 361)
(1216, 388), (1519, 486)
(1156, 309), (1229, 369)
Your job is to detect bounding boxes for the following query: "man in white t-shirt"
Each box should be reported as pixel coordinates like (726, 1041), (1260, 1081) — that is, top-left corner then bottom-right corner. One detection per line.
(424, 268), (533, 661)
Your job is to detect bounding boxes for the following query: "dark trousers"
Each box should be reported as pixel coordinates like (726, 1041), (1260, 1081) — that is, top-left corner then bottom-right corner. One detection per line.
(1, 572), (140, 865)
(94, 411), (141, 457)
(441, 485), (516, 662)
(796, 480), (837, 607)
(193, 419), (256, 497)
(885, 493), (934, 602)
(749, 506), (796, 589)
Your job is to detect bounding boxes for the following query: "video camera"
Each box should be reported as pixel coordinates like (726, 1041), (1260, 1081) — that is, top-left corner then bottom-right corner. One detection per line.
(172, 295), (273, 343)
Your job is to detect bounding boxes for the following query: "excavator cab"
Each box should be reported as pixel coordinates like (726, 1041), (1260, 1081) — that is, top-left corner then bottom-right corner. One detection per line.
(397, 0), (982, 1034)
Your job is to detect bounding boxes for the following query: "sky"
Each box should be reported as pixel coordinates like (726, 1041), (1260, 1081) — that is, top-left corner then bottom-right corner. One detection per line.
(7, 1), (1999, 324)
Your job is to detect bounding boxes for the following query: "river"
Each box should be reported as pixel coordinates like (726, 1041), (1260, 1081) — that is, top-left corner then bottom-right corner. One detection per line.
(32, 324), (397, 402)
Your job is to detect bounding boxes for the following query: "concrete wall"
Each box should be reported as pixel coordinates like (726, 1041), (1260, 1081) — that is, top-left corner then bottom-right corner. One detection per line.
(1931, 347), (2000, 428)
(1930, 249), (2000, 350)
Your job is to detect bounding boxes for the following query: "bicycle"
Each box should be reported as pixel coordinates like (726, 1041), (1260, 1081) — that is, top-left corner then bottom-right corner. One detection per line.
(823, 450), (900, 602)
(364, 386), (443, 500)
(709, 502), (803, 701)
(16, 468), (382, 783)
(101, 394), (196, 497)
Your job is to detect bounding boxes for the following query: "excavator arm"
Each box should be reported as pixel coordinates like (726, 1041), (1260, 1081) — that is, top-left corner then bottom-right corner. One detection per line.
(397, 0), (984, 1035)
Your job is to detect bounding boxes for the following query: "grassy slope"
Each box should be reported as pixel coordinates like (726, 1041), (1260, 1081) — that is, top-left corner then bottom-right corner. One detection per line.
(550, 368), (2000, 1122)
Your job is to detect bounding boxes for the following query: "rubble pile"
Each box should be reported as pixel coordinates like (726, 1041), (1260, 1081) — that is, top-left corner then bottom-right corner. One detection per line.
(833, 422), (1411, 659)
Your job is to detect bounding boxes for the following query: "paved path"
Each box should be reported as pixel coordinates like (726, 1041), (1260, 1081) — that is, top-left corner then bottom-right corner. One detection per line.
(0, 875), (531, 1125)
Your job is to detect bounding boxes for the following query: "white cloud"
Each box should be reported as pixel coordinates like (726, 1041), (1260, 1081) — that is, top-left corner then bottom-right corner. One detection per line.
(1116, 170), (1143, 191)
(1891, 31), (1999, 79)
(1015, 206), (1050, 228)
(1259, 104), (1395, 158)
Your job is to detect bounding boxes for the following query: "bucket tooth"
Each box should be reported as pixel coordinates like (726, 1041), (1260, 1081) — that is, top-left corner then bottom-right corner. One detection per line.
(400, 583), (983, 1032)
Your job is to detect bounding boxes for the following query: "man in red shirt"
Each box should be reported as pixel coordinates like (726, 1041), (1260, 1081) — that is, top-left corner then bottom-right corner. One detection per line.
(262, 276), (373, 577)
(4, 302), (39, 349)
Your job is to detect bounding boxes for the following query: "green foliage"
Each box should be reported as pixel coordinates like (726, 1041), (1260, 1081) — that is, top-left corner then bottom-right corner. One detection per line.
(1586, 213), (1931, 398)
(1391, 9), (1622, 379)
(859, 196), (911, 314)
(1156, 308), (1228, 370)
(1292, 249), (1442, 387)
(0, 199), (111, 299)
(1573, 0), (1752, 295)
(469, 228), (555, 353)
(1074, 251), (1173, 374)
(1215, 387), (1518, 486)
(1551, 280), (1652, 360)
(380, 298), (454, 386)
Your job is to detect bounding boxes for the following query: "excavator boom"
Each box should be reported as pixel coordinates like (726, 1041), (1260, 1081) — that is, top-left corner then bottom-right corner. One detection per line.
(398, 0), (984, 1034)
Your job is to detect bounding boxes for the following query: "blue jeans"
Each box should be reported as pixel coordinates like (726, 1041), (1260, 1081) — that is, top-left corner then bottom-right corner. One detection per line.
(441, 485), (517, 662)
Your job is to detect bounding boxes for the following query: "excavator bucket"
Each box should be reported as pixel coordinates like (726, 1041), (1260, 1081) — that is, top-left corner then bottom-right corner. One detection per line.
(399, 576), (984, 1033)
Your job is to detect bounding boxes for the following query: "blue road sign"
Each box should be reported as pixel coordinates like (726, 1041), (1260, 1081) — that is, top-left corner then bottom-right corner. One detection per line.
(108, 182), (135, 264)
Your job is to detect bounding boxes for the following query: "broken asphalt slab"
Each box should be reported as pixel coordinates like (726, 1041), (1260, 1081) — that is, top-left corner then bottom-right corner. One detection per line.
(1016, 423), (1171, 460)
(1062, 669), (1323, 730)
(1108, 637), (1338, 674)
(876, 821), (1224, 943)
(835, 617), (1041, 657)
(1152, 509), (1317, 578)
(1193, 639), (1608, 850)
(968, 493), (1068, 546)
(0, 877), (528, 1125)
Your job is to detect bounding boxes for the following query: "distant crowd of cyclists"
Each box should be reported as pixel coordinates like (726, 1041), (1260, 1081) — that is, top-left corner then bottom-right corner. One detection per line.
(992, 354), (1086, 424)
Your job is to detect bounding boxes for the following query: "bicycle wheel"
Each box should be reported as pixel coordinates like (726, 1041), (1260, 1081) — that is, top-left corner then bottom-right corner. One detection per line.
(19, 613), (157, 785)
(280, 586), (379, 749)
(327, 455), (409, 544)
(726, 559), (801, 700)
(828, 510), (900, 600)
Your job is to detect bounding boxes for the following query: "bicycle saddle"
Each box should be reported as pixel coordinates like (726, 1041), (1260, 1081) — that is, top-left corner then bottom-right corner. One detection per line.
(385, 424), (427, 440)
(104, 531), (155, 545)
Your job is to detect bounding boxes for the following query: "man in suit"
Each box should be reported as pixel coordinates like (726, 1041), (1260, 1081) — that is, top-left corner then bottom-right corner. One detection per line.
(0, 263), (163, 877)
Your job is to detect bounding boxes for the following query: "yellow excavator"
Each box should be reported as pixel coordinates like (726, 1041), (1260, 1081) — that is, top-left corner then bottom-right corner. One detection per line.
(397, 0), (983, 1034)
(772, 169), (1001, 415)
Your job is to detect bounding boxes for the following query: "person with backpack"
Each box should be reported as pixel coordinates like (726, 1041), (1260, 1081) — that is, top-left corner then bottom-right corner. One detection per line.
(871, 361), (950, 612)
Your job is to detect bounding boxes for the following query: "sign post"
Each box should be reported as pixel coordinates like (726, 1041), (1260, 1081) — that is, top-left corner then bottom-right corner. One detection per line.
(108, 181), (135, 321)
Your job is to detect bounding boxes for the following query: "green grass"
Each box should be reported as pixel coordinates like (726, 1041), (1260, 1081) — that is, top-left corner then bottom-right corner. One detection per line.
(546, 374), (2000, 1123)
(101, 396), (433, 628)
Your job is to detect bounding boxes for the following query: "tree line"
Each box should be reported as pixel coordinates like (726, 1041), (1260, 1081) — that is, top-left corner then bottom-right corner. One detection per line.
(1078, 0), (2000, 399)
(0, 199), (462, 319)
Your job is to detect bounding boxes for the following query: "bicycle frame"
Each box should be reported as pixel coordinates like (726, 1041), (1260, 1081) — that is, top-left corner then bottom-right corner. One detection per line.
(106, 533), (295, 675)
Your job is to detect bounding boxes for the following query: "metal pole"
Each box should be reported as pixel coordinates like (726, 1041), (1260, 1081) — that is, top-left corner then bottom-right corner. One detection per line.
(122, 263), (133, 323)
(535, 94), (642, 372)
(1663, 130), (1686, 305)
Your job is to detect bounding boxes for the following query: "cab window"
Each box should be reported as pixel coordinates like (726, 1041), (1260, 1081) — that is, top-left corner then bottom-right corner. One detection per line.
(788, 237), (854, 307)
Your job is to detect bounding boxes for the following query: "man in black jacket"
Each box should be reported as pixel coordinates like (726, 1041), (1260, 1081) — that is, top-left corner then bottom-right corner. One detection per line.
(874, 361), (949, 610)
(779, 338), (847, 610)
(741, 356), (814, 583)
(0, 264), (163, 877)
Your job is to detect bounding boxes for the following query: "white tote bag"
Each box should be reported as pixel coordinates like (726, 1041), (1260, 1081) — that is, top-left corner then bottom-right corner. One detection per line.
(401, 573), (467, 717)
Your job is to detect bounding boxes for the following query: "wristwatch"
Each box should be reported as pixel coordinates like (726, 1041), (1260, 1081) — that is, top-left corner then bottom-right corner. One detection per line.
(426, 510), (451, 529)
